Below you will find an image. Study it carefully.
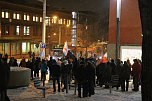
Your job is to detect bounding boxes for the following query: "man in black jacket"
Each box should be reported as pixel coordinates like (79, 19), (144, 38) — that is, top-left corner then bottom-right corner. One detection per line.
(0, 57), (10, 101)
(51, 59), (61, 92)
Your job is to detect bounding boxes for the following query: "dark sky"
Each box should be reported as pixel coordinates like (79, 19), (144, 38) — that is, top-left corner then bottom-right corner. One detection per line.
(47, 0), (109, 14)
(48, 0), (106, 13)
(2, 0), (109, 14)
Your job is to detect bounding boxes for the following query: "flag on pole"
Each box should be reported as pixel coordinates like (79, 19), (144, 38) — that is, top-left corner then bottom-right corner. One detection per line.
(63, 41), (68, 56)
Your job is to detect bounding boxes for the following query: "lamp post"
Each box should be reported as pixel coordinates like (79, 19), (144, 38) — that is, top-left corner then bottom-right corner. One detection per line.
(42, 0), (46, 58)
(115, 0), (121, 61)
(38, 0), (46, 59)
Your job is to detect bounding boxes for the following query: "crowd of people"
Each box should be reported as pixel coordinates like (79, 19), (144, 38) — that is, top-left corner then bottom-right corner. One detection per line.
(0, 52), (142, 100)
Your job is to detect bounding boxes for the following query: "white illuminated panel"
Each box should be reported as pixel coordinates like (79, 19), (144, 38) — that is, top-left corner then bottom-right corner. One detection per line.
(120, 46), (142, 64)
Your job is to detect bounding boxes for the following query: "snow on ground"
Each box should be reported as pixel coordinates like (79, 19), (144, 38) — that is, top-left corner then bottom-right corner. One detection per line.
(7, 80), (141, 101)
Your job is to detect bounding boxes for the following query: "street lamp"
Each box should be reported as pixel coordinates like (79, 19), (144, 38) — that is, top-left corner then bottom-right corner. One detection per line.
(116, 0), (121, 61)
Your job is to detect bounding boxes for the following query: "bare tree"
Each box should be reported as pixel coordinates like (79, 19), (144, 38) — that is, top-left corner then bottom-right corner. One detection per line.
(138, 0), (152, 100)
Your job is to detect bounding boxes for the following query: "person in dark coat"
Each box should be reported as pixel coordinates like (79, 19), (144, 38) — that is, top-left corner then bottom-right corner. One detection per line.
(131, 59), (141, 91)
(34, 57), (40, 78)
(120, 61), (131, 91)
(75, 59), (85, 98)
(115, 59), (123, 90)
(0, 58), (10, 101)
(83, 61), (95, 97)
(40, 59), (48, 83)
(60, 60), (72, 93)
(47, 57), (53, 81)
(26, 59), (33, 80)
(51, 59), (61, 92)
(19, 57), (26, 67)
(97, 62), (107, 87)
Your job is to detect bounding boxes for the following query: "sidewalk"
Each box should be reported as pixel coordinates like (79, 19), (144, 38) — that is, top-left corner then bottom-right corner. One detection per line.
(7, 79), (141, 101)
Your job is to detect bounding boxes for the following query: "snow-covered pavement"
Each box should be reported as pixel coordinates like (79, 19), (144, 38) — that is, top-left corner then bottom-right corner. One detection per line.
(7, 80), (141, 101)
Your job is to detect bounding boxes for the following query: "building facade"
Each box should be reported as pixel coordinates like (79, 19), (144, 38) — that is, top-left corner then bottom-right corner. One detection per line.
(0, 1), (100, 59)
(0, 1), (73, 59)
(107, 0), (142, 62)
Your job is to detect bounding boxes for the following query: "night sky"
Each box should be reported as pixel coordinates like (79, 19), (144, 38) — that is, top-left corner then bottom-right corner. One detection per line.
(48, 0), (107, 14)
(1, 0), (109, 14)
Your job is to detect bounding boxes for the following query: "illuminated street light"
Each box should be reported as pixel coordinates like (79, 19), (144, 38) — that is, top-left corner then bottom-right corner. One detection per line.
(116, 0), (121, 61)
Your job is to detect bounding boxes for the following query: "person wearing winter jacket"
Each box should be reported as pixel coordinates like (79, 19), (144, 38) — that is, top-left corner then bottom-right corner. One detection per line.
(131, 59), (141, 91)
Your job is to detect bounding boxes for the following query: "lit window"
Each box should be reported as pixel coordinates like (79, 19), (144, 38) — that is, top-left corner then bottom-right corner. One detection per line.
(72, 12), (77, 18)
(68, 20), (71, 25)
(2, 11), (5, 18)
(24, 26), (30, 35)
(13, 13), (20, 20)
(40, 17), (42, 22)
(14, 26), (20, 35)
(24, 14), (26, 20)
(59, 19), (62, 24)
(63, 19), (66, 24)
(16, 14), (20, 19)
(24, 14), (30, 21)
(13, 13), (16, 19)
(27, 14), (30, 21)
(33, 16), (35, 21)
(22, 42), (30, 53)
(5, 12), (9, 18)
(36, 16), (38, 22)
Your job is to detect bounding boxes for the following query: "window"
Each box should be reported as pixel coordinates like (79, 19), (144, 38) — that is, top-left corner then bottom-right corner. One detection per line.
(24, 14), (30, 21)
(1, 25), (9, 35)
(36, 16), (38, 22)
(5, 12), (9, 18)
(2, 11), (5, 18)
(14, 26), (20, 35)
(22, 42), (30, 53)
(13, 13), (20, 20)
(59, 19), (62, 24)
(40, 17), (42, 22)
(45, 17), (50, 26)
(67, 20), (71, 26)
(63, 19), (66, 24)
(16, 14), (20, 19)
(1, 11), (9, 18)
(27, 14), (30, 21)
(33, 16), (35, 21)
(24, 26), (30, 35)
(52, 17), (58, 24)
(24, 14), (26, 20)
